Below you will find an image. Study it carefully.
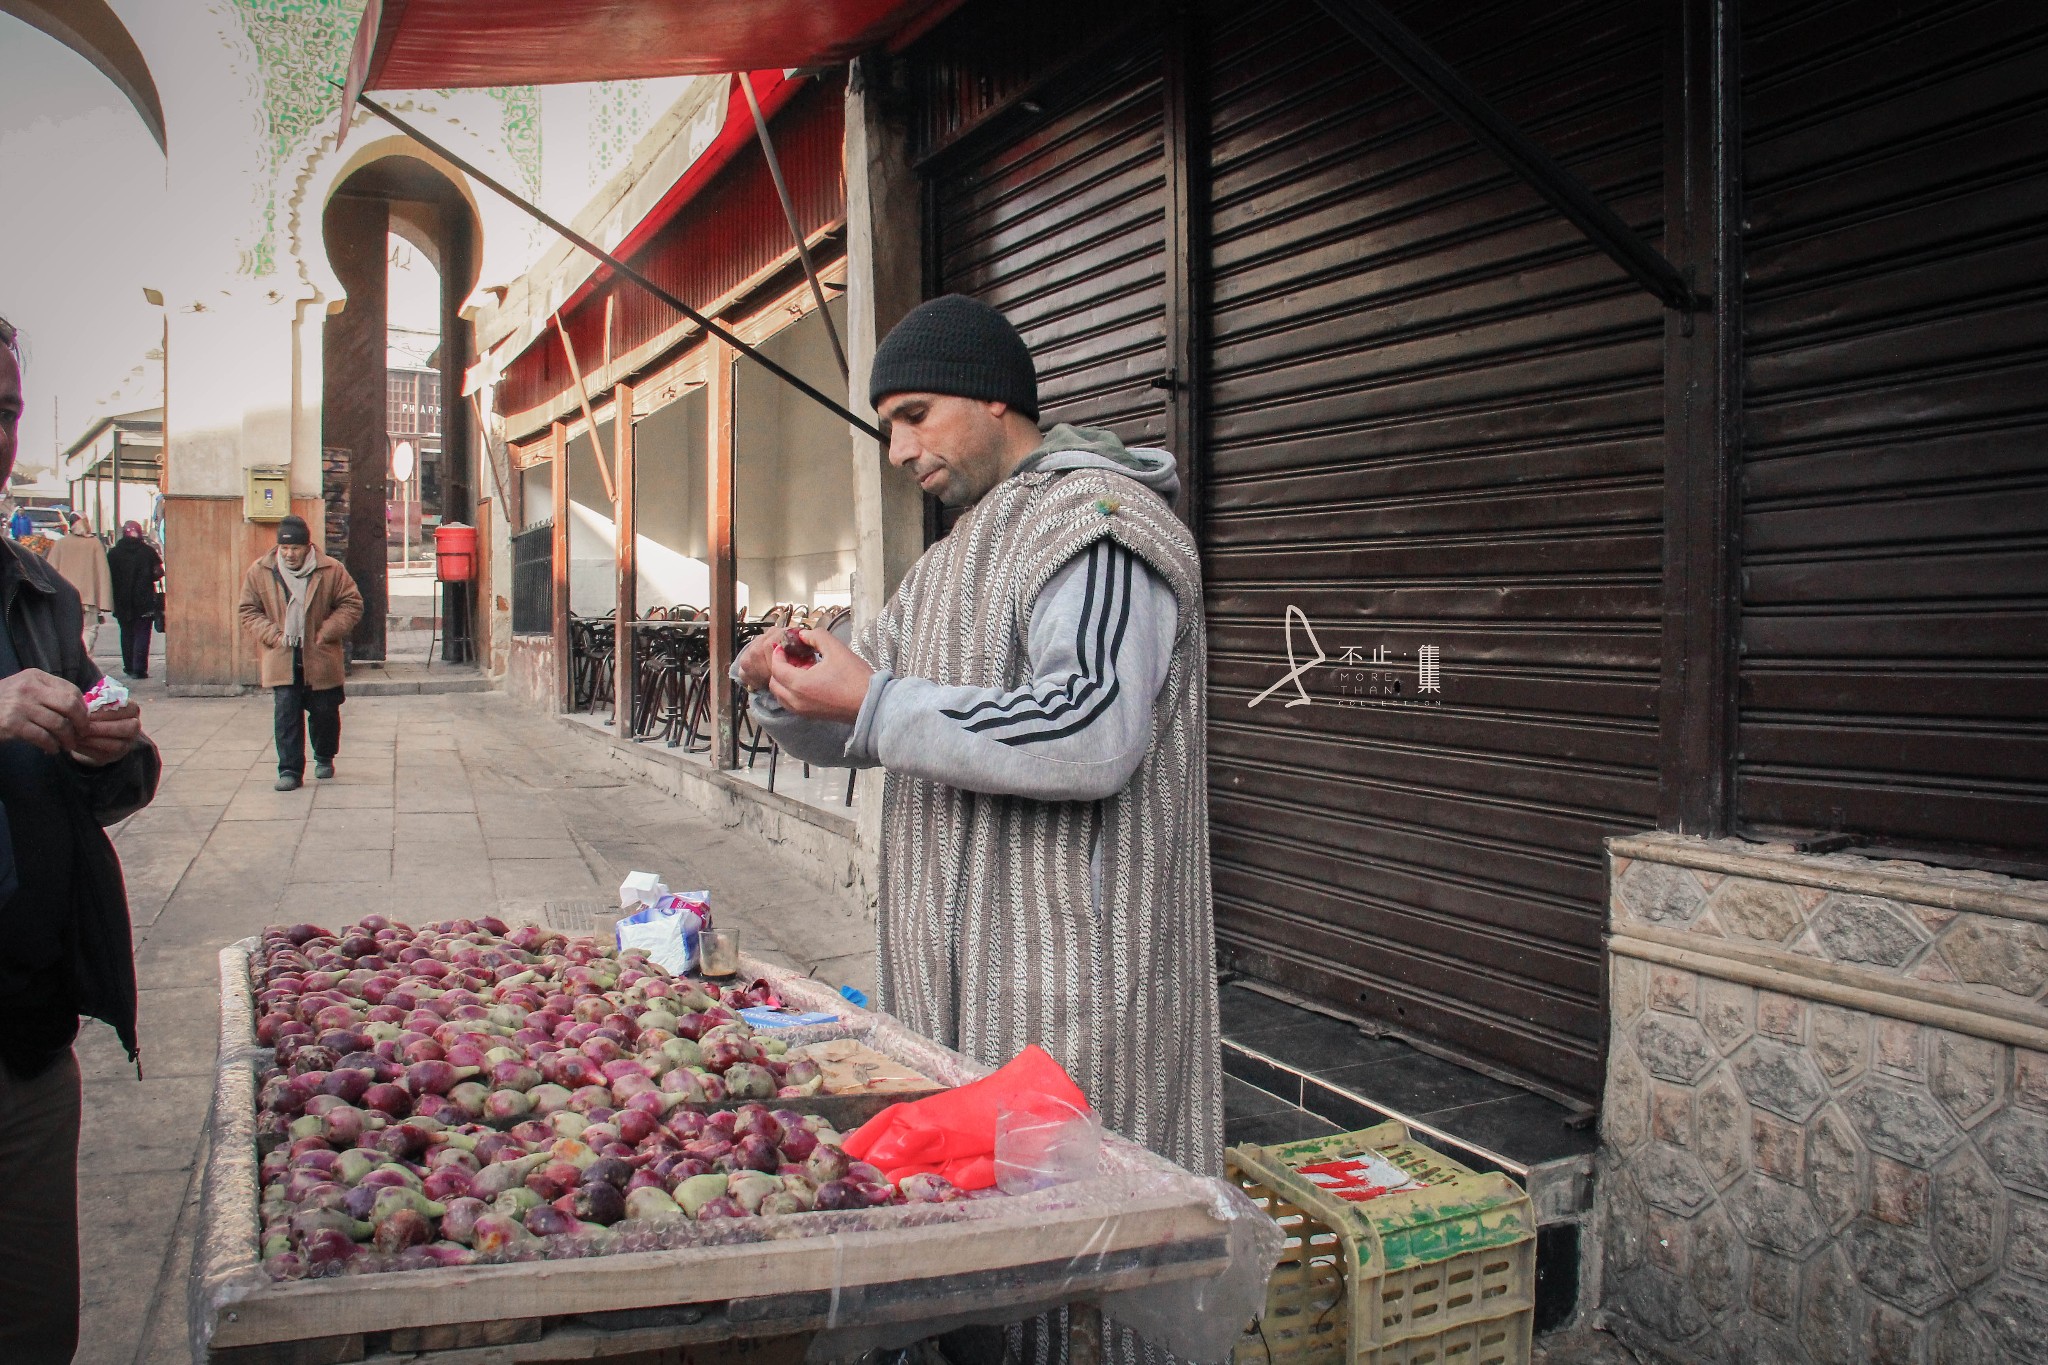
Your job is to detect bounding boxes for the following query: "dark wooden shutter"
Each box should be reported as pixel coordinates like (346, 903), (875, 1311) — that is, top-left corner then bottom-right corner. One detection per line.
(926, 40), (1171, 447)
(1735, 0), (2048, 867)
(1200, 0), (1665, 1106)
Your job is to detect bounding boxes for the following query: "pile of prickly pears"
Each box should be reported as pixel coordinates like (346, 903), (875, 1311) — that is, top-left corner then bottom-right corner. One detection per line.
(250, 916), (974, 1279)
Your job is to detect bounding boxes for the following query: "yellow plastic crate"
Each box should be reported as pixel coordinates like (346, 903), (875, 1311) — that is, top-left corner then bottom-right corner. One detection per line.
(1229, 1121), (1535, 1365)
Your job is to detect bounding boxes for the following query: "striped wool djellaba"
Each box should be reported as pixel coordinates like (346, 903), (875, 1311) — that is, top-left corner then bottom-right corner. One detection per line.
(854, 465), (1224, 1187)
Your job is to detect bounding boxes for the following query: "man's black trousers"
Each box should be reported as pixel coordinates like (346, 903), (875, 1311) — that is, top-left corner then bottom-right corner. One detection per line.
(274, 657), (343, 778)
(116, 615), (151, 678)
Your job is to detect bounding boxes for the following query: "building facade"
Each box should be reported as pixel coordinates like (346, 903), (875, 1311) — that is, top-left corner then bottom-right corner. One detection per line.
(25, 0), (704, 686)
(467, 2), (2048, 1357)
(39, 0), (2044, 1357)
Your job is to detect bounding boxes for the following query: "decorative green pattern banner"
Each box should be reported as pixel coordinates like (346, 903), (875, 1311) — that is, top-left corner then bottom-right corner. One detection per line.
(230, 0), (543, 274)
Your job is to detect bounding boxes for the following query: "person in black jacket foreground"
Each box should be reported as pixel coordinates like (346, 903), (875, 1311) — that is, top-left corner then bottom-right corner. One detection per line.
(0, 317), (161, 1362)
(107, 521), (164, 680)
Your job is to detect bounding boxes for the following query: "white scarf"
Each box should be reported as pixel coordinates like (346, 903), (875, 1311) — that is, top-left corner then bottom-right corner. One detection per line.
(276, 545), (319, 647)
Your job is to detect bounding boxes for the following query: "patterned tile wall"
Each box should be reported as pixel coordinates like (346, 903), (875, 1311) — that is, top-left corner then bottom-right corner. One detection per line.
(1598, 839), (2048, 1363)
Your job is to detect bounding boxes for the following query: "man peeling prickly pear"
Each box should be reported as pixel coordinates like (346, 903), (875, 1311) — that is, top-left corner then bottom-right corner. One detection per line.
(246, 915), (980, 1280)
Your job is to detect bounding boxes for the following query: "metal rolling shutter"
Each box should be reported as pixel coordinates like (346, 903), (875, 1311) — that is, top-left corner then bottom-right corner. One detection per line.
(1736, 0), (2048, 865)
(1201, 0), (1665, 1105)
(927, 43), (1171, 447)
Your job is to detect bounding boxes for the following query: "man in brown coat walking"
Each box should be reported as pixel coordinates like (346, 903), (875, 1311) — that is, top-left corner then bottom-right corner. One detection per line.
(237, 515), (363, 790)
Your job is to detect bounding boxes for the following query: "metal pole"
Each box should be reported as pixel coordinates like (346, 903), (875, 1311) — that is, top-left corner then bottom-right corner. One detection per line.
(345, 88), (881, 440)
(468, 390), (511, 509)
(551, 313), (620, 506)
(739, 74), (849, 378)
(1311, 0), (1707, 312)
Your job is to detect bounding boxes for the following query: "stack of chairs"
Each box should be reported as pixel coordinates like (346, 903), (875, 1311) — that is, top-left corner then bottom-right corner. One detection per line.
(613, 601), (859, 810)
(630, 605), (713, 751)
(569, 612), (616, 715)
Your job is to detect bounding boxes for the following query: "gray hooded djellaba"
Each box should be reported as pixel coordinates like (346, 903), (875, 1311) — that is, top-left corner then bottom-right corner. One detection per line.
(751, 423), (1223, 1180)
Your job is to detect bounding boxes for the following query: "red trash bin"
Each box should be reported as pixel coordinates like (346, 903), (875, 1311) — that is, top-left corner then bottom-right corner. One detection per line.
(434, 522), (477, 582)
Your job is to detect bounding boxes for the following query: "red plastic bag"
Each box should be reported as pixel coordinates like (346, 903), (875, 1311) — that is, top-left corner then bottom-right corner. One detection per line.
(844, 1045), (1090, 1190)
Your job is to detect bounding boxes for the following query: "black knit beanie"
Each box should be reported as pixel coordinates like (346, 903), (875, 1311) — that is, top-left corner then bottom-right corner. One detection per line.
(869, 294), (1038, 421)
(276, 515), (311, 546)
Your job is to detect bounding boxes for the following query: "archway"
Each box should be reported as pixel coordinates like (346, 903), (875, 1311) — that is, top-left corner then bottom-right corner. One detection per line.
(321, 155), (479, 662)
(0, 0), (165, 149)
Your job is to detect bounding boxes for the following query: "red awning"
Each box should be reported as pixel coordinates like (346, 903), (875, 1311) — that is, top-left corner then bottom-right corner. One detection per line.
(551, 70), (804, 318)
(347, 0), (956, 102)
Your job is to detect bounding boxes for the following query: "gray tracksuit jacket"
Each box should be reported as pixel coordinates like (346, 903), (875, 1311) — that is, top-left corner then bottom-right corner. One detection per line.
(740, 426), (1179, 800)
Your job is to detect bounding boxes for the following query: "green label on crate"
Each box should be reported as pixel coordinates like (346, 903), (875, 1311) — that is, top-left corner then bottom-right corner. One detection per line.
(1372, 1203), (1530, 1267)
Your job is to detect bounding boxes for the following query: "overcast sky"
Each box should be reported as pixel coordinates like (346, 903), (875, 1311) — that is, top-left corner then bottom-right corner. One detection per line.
(1, 14), (169, 477)
(0, 13), (446, 482)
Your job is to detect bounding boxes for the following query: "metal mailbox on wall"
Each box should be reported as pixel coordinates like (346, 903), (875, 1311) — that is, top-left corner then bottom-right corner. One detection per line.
(243, 466), (290, 522)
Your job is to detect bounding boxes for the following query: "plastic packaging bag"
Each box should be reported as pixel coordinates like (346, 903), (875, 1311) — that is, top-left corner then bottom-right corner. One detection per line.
(613, 892), (706, 974)
(845, 1045), (1090, 1190)
(994, 1096), (1102, 1195)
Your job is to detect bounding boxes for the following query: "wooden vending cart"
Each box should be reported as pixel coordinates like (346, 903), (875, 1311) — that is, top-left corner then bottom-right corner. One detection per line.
(194, 942), (1257, 1364)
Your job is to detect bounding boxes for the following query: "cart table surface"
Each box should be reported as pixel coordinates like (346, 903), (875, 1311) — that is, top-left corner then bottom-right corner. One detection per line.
(195, 940), (1247, 1363)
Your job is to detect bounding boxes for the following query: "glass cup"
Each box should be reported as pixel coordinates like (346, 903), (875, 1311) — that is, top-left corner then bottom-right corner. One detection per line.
(700, 927), (740, 979)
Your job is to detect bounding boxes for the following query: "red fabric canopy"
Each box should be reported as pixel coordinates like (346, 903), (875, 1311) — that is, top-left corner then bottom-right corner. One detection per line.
(551, 70), (803, 318)
(347, 0), (955, 102)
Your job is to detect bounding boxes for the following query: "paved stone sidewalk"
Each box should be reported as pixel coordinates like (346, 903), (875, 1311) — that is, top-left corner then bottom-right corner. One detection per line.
(74, 685), (871, 1365)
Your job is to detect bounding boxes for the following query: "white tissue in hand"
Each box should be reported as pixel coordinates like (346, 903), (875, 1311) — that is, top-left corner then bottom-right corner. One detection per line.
(84, 677), (130, 712)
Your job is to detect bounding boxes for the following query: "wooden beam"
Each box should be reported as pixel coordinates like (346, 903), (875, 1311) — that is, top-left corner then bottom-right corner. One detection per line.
(614, 381), (637, 740)
(709, 340), (739, 768)
(550, 420), (570, 713)
(1657, 0), (1742, 834)
(552, 313), (619, 507)
(468, 390), (510, 509)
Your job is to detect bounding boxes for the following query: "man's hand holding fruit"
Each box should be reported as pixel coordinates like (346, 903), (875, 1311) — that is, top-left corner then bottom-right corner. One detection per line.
(746, 627), (871, 726)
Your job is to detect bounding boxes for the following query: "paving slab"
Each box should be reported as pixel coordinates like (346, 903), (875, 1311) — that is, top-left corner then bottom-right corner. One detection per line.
(134, 1168), (204, 1365)
(490, 856), (603, 899)
(288, 846), (394, 883)
(127, 985), (228, 1078)
(78, 1167), (195, 1365)
(80, 1074), (213, 1175)
(311, 783), (396, 808)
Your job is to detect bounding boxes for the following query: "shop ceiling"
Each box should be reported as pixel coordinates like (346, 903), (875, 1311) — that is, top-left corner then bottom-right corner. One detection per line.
(343, 0), (964, 90)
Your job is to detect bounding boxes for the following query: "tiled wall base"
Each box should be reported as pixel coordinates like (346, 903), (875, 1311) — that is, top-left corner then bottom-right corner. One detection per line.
(1597, 833), (2048, 1364)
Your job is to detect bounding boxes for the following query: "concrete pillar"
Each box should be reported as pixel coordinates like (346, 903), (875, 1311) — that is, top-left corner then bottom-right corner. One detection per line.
(439, 195), (475, 662)
(322, 192), (389, 662)
(844, 56), (926, 622)
(843, 57), (929, 922)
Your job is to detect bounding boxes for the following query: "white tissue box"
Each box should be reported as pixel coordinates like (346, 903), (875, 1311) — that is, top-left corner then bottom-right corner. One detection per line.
(618, 871), (667, 909)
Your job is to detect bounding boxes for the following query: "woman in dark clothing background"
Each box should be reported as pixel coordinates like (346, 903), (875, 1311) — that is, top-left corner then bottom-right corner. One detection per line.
(106, 521), (162, 679)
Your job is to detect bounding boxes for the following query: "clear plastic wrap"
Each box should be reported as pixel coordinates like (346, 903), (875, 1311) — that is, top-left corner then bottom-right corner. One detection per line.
(193, 939), (1282, 1363)
(801, 1166), (1284, 1363)
(995, 1096), (1102, 1194)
